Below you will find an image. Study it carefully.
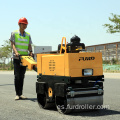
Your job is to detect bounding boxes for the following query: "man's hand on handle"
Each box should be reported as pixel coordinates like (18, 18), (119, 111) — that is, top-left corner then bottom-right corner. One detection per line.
(15, 52), (20, 57)
(29, 52), (34, 57)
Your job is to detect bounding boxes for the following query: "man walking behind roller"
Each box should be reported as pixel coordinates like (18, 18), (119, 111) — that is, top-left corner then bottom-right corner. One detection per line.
(9, 17), (33, 100)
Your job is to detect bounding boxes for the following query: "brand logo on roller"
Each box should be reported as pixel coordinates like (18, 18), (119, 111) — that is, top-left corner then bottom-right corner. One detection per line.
(79, 57), (95, 61)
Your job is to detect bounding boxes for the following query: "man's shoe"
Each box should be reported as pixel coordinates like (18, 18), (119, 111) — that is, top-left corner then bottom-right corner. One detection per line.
(15, 95), (19, 100)
(20, 95), (27, 99)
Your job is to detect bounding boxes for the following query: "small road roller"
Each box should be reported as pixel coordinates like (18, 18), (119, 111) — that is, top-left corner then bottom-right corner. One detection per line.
(20, 36), (104, 114)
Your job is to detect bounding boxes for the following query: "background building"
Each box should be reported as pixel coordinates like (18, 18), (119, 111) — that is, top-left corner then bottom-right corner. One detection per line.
(32, 46), (52, 61)
(86, 42), (120, 60)
(33, 46), (52, 54)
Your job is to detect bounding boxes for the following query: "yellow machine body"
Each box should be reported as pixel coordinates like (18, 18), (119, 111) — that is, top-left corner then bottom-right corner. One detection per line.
(21, 56), (37, 70)
(37, 52), (103, 77)
(20, 37), (104, 114)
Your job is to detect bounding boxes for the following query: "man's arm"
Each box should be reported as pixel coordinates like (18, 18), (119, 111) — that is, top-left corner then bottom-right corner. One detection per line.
(28, 44), (33, 56)
(28, 34), (33, 56)
(11, 41), (19, 56)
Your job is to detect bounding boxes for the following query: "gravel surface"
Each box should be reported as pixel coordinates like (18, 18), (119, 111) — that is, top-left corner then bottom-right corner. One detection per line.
(0, 71), (120, 120)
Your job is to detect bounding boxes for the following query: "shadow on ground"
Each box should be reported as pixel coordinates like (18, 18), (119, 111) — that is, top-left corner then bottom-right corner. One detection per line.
(0, 84), (14, 86)
(24, 99), (120, 116)
(69, 109), (120, 117)
(25, 98), (37, 102)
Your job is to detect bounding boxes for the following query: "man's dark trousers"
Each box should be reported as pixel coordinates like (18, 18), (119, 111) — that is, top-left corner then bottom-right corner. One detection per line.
(13, 59), (26, 96)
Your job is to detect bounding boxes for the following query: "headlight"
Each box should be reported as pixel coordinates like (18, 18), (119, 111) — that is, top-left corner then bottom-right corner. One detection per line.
(82, 69), (93, 76)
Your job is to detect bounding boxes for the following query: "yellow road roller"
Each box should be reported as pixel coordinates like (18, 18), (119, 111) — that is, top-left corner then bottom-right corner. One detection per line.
(20, 36), (104, 114)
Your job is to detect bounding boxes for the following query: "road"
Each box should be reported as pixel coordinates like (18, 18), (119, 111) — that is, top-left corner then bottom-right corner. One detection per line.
(0, 71), (120, 120)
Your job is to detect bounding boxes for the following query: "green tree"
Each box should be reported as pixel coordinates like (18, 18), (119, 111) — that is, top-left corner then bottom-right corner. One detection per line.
(0, 40), (12, 58)
(0, 40), (12, 69)
(103, 13), (120, 33)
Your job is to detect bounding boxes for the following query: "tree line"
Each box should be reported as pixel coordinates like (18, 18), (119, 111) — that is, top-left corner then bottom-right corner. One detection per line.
(0, 40), (13, 70)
